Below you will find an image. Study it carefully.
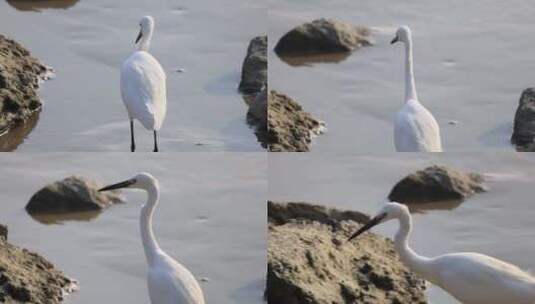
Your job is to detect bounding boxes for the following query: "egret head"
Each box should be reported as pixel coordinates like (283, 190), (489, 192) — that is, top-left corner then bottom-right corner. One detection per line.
(347, 202), (408, 241)
(135, 16), (155, 44)
(390, 26), (412, 45)
(99, 172), (158, 192)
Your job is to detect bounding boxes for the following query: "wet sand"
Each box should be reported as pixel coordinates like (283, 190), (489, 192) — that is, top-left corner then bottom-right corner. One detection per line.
(268, 0), (535, 152)
(0, 153), (266, 303)
(0, 0), (266, 151)
(269, 152), (535, 303)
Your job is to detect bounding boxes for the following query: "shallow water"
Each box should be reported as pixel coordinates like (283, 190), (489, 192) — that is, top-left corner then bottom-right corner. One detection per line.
(268, 0), (535, 152)
(0, 153), (266, 303)
(0, 0), (266, 151)
(269, 152), (535, 303)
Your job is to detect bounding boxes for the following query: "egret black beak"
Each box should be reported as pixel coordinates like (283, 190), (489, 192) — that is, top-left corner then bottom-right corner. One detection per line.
(99, 179), (136, 192)
(347, 213), (387, 242)
(135, 30), (142, 44)
(390, 36), (399, 44)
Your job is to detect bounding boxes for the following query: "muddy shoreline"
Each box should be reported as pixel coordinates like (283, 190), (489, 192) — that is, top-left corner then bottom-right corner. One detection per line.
(267, 201), (427, 304)
(0, 34), (47, 143)
(267, 91), (325, 152)
(0, 225), (76, 303)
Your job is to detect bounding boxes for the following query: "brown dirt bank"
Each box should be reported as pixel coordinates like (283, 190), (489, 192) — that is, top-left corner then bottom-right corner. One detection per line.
(267, 91), (325, 152)
(0, 34), (47, 137)
(0, 226), (76, 303)
(267, 201), (427, 304)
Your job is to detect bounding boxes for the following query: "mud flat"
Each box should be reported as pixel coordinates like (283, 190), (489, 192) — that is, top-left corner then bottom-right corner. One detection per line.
(267, 201), (427, 304)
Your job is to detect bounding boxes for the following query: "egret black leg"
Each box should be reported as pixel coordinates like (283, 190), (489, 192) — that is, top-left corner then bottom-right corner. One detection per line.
(130, 120), (136, 152)
(153, 130), (159, 152)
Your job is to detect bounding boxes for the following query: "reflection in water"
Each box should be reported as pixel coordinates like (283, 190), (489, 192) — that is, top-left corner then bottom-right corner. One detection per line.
(241, 94), (267, 149)
(5, 0), (79, 11)
(28, 210), (102, 225)
(513, 142), (535, 152)
(0, 111), (40, 151)
(277, 52), (351, 67)
(246, 113), (267, 149)
(405, 199), (463, 214)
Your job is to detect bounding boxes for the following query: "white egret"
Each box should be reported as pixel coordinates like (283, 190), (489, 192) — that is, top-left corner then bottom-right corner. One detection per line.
(348, 202), (535, 304)
(391, 26), (442, 152)
(100, 173), (205, 304)
(121, 16), (167, 152)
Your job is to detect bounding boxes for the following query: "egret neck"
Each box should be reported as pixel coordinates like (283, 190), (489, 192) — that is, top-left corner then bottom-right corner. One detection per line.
(140, 182), (162, 266)
(137, 26), (154, 52)
(404, 36), (418, 102)
(394, 210), (436, 284)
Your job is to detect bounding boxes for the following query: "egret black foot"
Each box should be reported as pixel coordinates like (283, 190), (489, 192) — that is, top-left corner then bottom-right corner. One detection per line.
(153, 130), (159, 152)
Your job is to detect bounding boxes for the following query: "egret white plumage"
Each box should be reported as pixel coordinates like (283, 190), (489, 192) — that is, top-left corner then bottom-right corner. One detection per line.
(391, 26), (442, 152)
(120, 16), (167, 152)
(348, 202), (535, 304)
(99, 173), (205, 304)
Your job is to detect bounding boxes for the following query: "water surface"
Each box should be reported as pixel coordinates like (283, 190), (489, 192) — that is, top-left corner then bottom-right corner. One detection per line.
(0, 153), (266, 304)
(268, 0), (535, 152)
(0, 0), (266, 151)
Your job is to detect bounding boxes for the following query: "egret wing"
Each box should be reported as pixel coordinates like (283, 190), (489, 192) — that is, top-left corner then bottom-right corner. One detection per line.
(433, 253), (535, 304)
(394, 100), (441, 152)
(148, 255), (205, 304)
(120, 51), (167, 130)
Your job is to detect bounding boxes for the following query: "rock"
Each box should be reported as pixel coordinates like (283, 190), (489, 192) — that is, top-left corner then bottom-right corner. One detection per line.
(239, 35), (267, 95)
(0, 236), (77, 303)
(246, 91), (268, 149)
(267, 201), (428, 304)
(511, 88), (535, 150)
(0, 224), (7, 240)
(388, 165), (486, 204)
(248, 88), (267, 125)
(268, 90), (325, 152)
(238, 36), (267, 149)
(268, 201), (370, 226)
(26, 176), (123, 214)
(6, 0), (79, 12)
(0, 34), (47, 136)
(274, 18), (373, 56)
